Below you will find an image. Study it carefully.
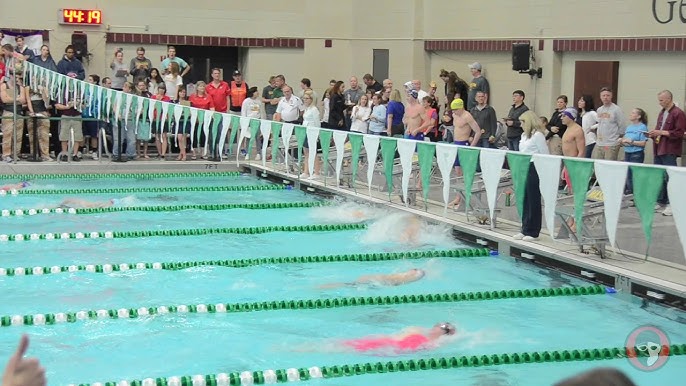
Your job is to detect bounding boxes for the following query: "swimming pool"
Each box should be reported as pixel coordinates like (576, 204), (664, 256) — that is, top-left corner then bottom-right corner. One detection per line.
(0, 172), (684, 386)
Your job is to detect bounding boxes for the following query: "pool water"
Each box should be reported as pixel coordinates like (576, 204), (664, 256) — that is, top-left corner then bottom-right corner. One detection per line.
(0, 173), (684, 386)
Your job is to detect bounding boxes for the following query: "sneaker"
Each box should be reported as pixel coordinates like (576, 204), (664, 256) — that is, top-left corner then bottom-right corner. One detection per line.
(655, 204), (664, 211)
(299, 172), (309, 179)
(245, 155), (250, 160)
(255, 154), (261, 161)
(41, 157), (54, 162)
(522, 236), (539, 242)
(662, 205), (673, 216)
(72, 155), (81, 162)
(512, 233), (524, 240)
(60, 155), (68, 162)
(3, 156), (12, 163)
(91, 151), (98, 160)
(240, 149), (247, 156)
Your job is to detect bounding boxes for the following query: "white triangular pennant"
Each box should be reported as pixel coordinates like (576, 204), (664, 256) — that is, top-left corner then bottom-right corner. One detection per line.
(218, 114), (231, 160)
(397, 139), (416, 207)
(281, 123), (295, 173)
(260, 119), (272, 167)
(123, 93), (133, 124)
(363, 135), (380, 196)
(667, 168), (686, 263)
(435, 143), (458, 213)
(236, 116), (251, 165)
(594, 161), (628, 248)
(202, 112), (213, 156)
(306, 127), (319, 178)
(135, 96), (145, 128)
(332, 131), (348, 184)
(479, 149), (506, 224)
(532, 154), (562, 240)
(160, 102), (170, 136)
(113, 92), (123, 122)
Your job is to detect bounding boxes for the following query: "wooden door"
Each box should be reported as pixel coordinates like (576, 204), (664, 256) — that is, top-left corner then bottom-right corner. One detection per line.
(573, 61), (619, 106)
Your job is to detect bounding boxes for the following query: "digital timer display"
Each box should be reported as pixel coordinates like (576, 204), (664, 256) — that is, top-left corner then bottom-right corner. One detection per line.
(58, 9), (103, 25)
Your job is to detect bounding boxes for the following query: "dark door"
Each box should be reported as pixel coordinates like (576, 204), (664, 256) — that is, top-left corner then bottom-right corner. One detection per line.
(173, 46), (239, 85)
(573, 61), (619, 106)
(372, 49), (389, 82)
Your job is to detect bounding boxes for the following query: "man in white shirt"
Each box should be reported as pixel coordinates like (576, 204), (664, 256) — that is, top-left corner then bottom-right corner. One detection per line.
(411, 80), (429, 102)
(274, 85), (303, 123)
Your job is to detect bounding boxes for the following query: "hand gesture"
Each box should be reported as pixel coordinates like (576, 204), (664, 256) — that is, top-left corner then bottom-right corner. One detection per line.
(1, 335), (46, 386)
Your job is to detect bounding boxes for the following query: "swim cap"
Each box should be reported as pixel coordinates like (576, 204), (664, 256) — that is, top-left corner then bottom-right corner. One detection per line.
(450, 98), (464, 110)
(21, 181), (29, 188)
(409, 90), (418, 99)
(561, 108), (577, 120)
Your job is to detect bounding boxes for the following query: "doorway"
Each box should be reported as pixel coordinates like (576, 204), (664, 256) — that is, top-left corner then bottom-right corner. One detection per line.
(373, 49), (389, 82)
(173, 45), (240, 86)
(573, 61), (619, 105)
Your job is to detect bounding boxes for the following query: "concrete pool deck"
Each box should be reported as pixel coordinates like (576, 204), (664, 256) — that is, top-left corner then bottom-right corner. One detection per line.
(2, 158), (685, 306)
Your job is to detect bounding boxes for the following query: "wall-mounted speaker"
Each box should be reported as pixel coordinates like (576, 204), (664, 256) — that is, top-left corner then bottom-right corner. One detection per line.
(512, 43), (530, 71)
(71, 33), (88, 60)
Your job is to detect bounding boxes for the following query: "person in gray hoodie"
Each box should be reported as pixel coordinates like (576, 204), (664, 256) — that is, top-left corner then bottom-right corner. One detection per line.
(30, 45), (57, 72)
(56, 45), (85, 80)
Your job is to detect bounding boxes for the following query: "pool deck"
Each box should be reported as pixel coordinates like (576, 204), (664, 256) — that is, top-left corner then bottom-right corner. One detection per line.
(2, 158), (685, 305)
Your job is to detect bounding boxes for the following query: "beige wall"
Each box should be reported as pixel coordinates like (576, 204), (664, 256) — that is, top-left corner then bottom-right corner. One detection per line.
(426, 0), (686, 39)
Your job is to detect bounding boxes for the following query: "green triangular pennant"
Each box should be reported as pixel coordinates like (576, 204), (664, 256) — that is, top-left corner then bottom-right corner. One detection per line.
(417, 142), (436, 206)
(319, 130), (333, 185)
(247, 119), (261, 158)
(227, 115), (241, 155)
(196, 110), (206, 144)
(631, 165), (665, 246)
(211, 113), (223, 156)
(154, 101), (163, 133)
(349, 133), (364, 188)
(457, 147), (480, 210)
(294, 126), (307, 171)
(506, 153), (532, 220)
(380, 137), (398, 200)
(564, 159), (595, 236)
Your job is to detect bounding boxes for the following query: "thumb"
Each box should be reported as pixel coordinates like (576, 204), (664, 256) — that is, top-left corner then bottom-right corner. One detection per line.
(3, 335), (29, 379)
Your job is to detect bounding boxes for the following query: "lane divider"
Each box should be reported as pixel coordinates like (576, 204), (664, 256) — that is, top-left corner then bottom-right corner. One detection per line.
(0, 202), (327, 217)
(0, 223), (366, 242)
(67, 343), (686, 386)
(0, 248), (491, 277)
(0, 285), (608, 328)
(4, 184), (286, 196)
(0, 171), (243, 180)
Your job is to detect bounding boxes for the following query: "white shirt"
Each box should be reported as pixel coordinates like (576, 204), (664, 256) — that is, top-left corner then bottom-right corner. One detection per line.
(276, 96), (303, 122)
(302, 105), (321, 128)
(163, 74), (183, 99)
(519, 131), (549, 155)
(581, 110), (598, 146)
(321, 97), (330, 123)
(417, 89), (429, 102)
(350, 105), (371, 133)
(241, 97), (261, 118)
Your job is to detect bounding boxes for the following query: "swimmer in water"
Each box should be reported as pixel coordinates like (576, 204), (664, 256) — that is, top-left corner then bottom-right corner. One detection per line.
(0, 181), (30, 192)
(57, 198), (117, 209)
(342, 322), (457, 354)
(318, 268), (426, 289)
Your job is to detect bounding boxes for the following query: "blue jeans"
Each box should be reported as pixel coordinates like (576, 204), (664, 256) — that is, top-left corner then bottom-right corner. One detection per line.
(585, 143), (595, 159)
(112, 120), (137, 158)
(479, 138), (494, 149)
(508, 138), (520, 151)
(624, 151), (644, 194)
(654, 154), (677, 205)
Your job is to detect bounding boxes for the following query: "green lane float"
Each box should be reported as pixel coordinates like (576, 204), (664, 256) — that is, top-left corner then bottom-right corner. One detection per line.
(1, 285), (607, 328)
(0, 201), (328, 217)
(0, 171), (242, 180)
(67, 343), (686, 386)
(0, 223), (366, 242)
(0, 248), (490, 277)
(11, 184), (286, 196)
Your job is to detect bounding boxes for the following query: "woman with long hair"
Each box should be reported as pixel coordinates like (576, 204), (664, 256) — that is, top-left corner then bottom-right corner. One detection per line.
(328, 81), (346, 130)
(172, 87), (191, 161)
(386, 89), (405, 136)
(577, 95), (597, 158)
(188, 81), (215, 160)
(513, 110), (549, 242)
(148, 68), (163, 96)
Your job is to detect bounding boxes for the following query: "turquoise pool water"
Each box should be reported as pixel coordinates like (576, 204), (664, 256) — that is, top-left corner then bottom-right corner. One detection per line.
(0, 174), (684, 386)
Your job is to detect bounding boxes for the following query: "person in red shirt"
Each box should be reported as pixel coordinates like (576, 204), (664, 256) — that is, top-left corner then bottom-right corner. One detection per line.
(151, 84), (171, 159)
(206, 68), (230, 113)
(189, 81), (215, 159)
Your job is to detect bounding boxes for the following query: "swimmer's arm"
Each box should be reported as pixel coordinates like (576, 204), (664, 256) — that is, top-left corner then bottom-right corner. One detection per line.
(468, 115), (482, 146)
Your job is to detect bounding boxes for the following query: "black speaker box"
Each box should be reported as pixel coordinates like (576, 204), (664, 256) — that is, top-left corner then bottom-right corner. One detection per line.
(71, 33), (88, 59)
(512, 43), (530, 71)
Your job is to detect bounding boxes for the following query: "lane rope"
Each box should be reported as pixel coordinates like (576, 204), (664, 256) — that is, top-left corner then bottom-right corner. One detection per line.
(66, 343), (686, 386)
(1, 285), (608, 328)
(0, 171), (243, 180)
(0, 202), (327, 217)
(3, 184), (286, 196)
(0, 223), (366, 242)
(0, 248), (492, 277)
